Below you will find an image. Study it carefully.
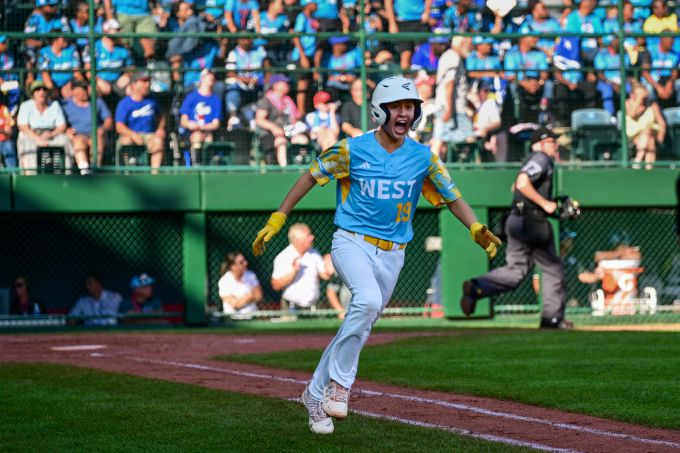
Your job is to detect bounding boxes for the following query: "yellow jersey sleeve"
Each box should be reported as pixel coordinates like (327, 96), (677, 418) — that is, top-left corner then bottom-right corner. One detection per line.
(309, 138), (350, 186)
(422, 153), (462, 207)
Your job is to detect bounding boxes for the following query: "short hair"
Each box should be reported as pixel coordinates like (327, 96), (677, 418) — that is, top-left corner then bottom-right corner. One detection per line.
(288, 223), (310, 243)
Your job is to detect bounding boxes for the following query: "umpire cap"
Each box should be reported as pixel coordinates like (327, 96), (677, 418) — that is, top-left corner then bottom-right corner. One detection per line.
(530, 127), (559, 145)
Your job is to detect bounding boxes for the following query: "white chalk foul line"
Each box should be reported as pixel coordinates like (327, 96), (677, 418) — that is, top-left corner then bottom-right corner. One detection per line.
(99, 354), (680, 451)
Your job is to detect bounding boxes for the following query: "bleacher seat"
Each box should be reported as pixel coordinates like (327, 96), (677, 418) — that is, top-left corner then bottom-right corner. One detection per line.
(662, 107), (680, 160)
(38, 146), (65, 174)
(571, 109), (620, 161)
(116, 144), (148, 168)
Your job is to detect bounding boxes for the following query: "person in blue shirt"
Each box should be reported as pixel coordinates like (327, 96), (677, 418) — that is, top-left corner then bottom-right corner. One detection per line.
(257, 0), (291, 66)
(385, 0), (433, 70)
(0, 35), (21, 114)
(104, 0), (157, 60)
(292, 0), (320, 115)
(552, 37), (599, 126)
(324, 36), (362, 100)
(314, 0), (343, 32)
(503, 35), (550, 123)
(224, 37), (267, 128)
(518, 1), (561, 59)
(563, 0), (604, 64)
(62, 80), (112, 170)
(466, 37), (501, 88)
(602, 1), (644, 59)
(114, 73), (166, 169)
(82, 19), (134, 97)
(442, 0), (482, 32)
(69, 1), (104, 51)
(179, 69), (222, 163)
(594, 36), (631, 115)
(411, 29), (450, 73)
(641, 34), (680, 109)
(24, 0), (71, 68)
(37, 34), (82, 99)
(224, 0), (260, 32)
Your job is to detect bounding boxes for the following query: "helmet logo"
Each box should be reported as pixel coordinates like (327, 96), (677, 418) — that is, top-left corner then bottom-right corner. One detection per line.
(401, 83), (411, 90)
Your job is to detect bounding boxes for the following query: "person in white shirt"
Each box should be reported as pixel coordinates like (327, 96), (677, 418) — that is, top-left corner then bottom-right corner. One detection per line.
(218, 251), (262, 316)
(472, 81), (502, 159)
(69, 272), (122, 326)
(271, 223), (332, 316)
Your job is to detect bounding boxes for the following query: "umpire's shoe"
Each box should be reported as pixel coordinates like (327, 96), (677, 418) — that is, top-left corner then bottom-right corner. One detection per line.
(302, 386), (334, 434)
(322, 380), (350, 420)
(461, 280), (480, 317)
(540, 318), (574, 330)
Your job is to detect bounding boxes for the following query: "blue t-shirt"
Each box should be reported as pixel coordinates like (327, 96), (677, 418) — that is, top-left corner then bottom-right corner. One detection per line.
(37, 45), (80, 88)
(519, 16), (561, 55)
(442, 6), (482, 32)
(429, 0), (447, 23)
(327, 47), (362, 78)
(314, 0), (339, 19)
(553, 37), (583, 84)
(393, 0), (425, 21)
(309, 133), (461, 244)
(603, 17), (643, 50)
(466, 51), (501, 85)
(564, 10), (603, 52)
(112, 0), (149, 15)
(291, 13), (318, 60)
(594, 47), (629, 84)
(504, 45), (548, 80)
(61, 98), (111, 136)
(115, 96), (159, 133)
(24, 13), (70, 49)
(179, 90), (222, 125)
(226, 45), (267, 84)
(224, 0), (259, 30)
(0, 52), (18, 81)
(647, 44), (680, 81)
(256, 10), (290, 47)
(70, 18), (104, 49)
(411, 42), (441, 72)
(84, 40), (134, 83)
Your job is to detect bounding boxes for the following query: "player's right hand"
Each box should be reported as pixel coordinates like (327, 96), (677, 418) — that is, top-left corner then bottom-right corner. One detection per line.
(252, 211), (287, 256)
(469, 222), (502, 260)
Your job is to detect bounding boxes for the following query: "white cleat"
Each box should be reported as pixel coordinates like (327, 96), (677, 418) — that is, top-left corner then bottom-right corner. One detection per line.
(301, 387), (334, 434)
(322, 380), (350, 420)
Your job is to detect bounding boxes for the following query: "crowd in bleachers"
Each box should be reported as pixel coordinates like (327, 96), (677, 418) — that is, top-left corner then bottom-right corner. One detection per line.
(0, 0), (679, 172)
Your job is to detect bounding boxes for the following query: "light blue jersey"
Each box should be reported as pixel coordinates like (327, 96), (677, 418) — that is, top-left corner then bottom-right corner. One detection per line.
(112, 0), (149, 15)
(37, 45), (80, 88)
(310, 133), (461, 244)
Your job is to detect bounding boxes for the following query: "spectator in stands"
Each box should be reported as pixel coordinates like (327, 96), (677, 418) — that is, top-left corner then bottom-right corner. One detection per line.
(114, 73), (166, 169)
(103, 0), (157, 60)
(432, 36), (474, 160)
(291, 0), (320, 115)
(466, 36), (502, 89)
(518, 0), (561, 59)
(314, 0), (344, 32)
(225, 37), (267, 130)
(442, 0), (481, 32)
(69, 1), (104, 52)
(504, 35), (550, 124)
(305, 91), (340, 151)
(218, 251), (262, 317)
(16, 81), (73, 174)
(563, 0), (603, 64)
(410, 71), (437, 146)
(201, 0), (226, 29)
(258, 0), (292, 67)
(552, 36), (599, 127)
(224, 0), (261, 33)
(83, 19), (134, 97)
(0, 97), (16, 168)
(625, 83), (666, 169)
(271, 223), (331, 319)
(9, 276), (44, 316)
(255, 74), (309, 167)
(603, 1), (644, 64)
(69, 272), (122, 326)
(61, 80), (112, 171)
(24, 0), (71, 77)
(324, 36), (362, 101)
(38, 32), (83, 99)
(472, 80), (502, 159)
(410, 28), (450, 72)
(641, 33), (679, 109)
(179, 68), (222, 161)
(643, 0), (678, 41)
(0, 35), (21, 114)
(595, 36), (630, 116)
(166, 2), (207, 85)
(385, 0), (433, 70)
(340, 78), (380, 137)
(120, 273), (163, 317)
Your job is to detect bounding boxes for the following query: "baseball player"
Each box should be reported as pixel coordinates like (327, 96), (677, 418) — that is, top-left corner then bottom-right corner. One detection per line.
(460, 127), (572, 329)
(252, 75), (500, 435)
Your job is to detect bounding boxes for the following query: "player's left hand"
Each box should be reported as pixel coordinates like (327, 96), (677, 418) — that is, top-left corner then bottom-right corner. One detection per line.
(252, 211), (287, 256)
(469, 222), (501, 259)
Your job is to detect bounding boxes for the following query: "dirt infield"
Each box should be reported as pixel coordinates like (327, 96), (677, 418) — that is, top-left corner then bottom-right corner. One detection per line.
(2, 332), (679, 453)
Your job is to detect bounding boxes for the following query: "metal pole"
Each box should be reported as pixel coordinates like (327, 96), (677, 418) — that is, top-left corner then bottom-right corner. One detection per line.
(88, 0), (98, 169)
(359, 0), (368, 131)
(617, 0), (628, 167)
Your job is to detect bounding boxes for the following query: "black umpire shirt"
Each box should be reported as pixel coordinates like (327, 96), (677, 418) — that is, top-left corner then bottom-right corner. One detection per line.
(513, 151), (554, 211)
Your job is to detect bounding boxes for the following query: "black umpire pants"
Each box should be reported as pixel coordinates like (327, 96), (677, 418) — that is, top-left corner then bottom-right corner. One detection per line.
(472, 213), (567, 322)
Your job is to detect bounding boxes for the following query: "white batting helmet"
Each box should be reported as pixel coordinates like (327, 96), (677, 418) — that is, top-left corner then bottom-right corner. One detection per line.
(371, 76), (423, 131)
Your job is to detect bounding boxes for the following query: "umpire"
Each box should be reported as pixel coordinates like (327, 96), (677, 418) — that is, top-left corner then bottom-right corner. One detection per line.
(460, 127), (572, 329)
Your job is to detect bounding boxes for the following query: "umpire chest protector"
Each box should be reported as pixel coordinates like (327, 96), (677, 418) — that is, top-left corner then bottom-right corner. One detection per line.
(513, 151), (554, 210)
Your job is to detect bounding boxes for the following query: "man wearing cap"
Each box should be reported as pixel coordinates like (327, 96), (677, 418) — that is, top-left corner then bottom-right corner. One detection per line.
(16, 80), (74, 173)
(224, 36), (267, 129)
(83, 19), (134, 97)
(411, 27), (450, 73)
(120, 273), (163, 320)
(24, 0), (71, 63)
(466, 36), (501, 89)
(461, 127), (573, 330)
(305, 91), (340, 151)
(114, 73), (166, 169)
(325, 36), (362, 99)
(62, 80), (113, 170)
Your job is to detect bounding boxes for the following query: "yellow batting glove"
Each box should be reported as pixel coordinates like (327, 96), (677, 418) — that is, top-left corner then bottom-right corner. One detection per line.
(252, 211), (287, 256)
(470, 222), (502, 260)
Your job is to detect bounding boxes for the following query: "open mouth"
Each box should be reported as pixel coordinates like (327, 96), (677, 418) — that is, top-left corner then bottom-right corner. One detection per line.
(394, 119), (408, 135)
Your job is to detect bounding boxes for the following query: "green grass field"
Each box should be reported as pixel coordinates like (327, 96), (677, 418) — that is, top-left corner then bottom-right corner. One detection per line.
(219, 329), (680, 430)
(0, 363), (532, 453)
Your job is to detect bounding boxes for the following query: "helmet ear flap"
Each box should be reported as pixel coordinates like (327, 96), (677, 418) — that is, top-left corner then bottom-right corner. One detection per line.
(380, 105), (390, 126)
(411, 103), (423, 131)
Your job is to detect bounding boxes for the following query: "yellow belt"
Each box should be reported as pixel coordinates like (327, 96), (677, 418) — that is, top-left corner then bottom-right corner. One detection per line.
(348, 231), (407, 251)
